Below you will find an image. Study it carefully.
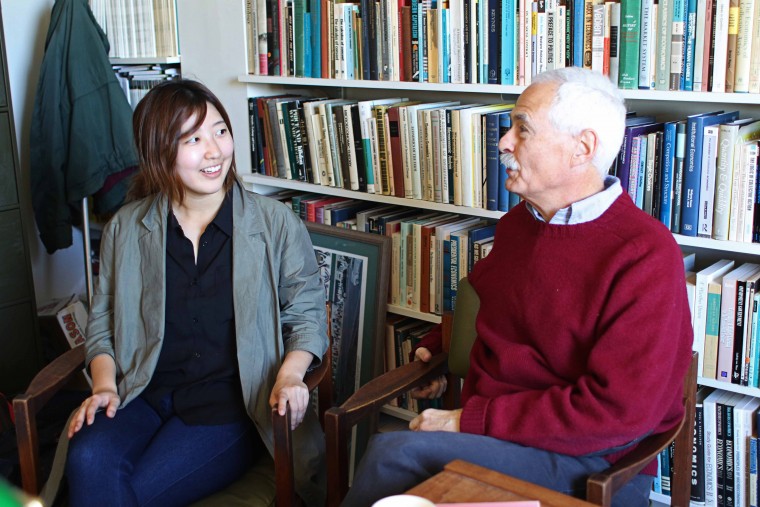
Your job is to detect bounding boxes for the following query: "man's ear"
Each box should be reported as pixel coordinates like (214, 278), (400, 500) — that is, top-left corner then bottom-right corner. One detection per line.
(573, 129), (597, 166)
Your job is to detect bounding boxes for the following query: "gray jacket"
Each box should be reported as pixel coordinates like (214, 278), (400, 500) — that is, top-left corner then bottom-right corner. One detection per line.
(85, 184), (328, 504)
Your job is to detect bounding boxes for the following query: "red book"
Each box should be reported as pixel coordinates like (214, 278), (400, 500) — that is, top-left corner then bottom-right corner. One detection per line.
(386, 103), (407, 198)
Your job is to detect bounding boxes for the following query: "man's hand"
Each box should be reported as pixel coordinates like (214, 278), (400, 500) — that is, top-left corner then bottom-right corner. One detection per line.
(68, 390), (120, 438)
(409, 347), (447, 399)
(409, 408), (462, 432)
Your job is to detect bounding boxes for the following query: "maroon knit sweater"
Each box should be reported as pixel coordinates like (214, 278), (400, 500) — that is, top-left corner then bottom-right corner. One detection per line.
(419, 195), (693, 475)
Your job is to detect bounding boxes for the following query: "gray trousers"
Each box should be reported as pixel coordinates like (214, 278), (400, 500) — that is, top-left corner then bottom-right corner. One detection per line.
(341, 431), (654, 507)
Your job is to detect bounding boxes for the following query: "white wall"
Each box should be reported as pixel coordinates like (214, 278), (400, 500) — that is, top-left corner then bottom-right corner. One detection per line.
(2, 0), (88, 305)
(176, 0), (252, 175)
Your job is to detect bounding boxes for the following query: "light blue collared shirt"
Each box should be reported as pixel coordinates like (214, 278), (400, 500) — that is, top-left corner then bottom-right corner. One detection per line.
(526, 176), (623, 225)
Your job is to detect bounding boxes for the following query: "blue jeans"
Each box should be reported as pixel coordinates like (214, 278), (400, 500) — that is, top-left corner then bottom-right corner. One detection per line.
(66, 396), (259, 507)
(342, 431), (654, 507)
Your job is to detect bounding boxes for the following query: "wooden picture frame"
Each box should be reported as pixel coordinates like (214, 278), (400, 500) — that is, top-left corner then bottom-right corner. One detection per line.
(304, 222), (391, 404)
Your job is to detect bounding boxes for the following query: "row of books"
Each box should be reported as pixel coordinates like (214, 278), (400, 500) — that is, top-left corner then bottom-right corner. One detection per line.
(280, 192), (497, 315)
(680, 388), (760, 506)
(112, 64), (180, 109)
(615, 112), (760, 243)
(248, 95), (523, 211)
(687, 259), (760, 387)
(89, 0), (180, 59)
(614, 0), (760, 93)
(243, 0), (760, 93)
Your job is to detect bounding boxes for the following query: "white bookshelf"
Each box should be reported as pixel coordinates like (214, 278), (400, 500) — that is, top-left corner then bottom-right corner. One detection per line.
(178, 2), (760, 503)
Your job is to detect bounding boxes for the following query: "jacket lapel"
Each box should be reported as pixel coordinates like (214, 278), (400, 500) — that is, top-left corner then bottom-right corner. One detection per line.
(232, 188), (267, 390)
(138, 195), (167, 354)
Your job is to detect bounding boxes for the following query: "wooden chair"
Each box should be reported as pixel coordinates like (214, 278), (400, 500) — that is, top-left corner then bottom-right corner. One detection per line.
(14, 337), (333, 507)
(325, 277), (698, 507)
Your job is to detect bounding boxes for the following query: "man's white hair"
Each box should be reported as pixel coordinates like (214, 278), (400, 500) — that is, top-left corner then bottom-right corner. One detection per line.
(530, 67), (627, 177)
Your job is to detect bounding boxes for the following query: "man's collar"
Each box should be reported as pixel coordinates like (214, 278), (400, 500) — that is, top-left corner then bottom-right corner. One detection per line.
(526, 176), (622, 225)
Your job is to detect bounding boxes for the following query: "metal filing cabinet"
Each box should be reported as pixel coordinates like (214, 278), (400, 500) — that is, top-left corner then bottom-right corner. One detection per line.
(0, 6), (41, 395)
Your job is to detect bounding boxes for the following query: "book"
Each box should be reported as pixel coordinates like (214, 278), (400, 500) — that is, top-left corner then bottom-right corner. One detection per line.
(704, 389), (733, 505)
(672, 121), (688, 233)
(669, 0), (686, 90)
(617, 0), (641, 89)
(691, 386), (714, 504)
(711, 0), (730, 92)
(697, 124), (720, 238)
(655, 0), (674, 90)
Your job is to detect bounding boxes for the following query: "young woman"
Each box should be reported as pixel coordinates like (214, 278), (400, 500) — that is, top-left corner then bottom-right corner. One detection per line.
(66, 79), (327, 507)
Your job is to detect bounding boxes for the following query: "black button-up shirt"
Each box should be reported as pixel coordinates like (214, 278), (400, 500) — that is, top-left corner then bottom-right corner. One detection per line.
(142, 194), (248, 424)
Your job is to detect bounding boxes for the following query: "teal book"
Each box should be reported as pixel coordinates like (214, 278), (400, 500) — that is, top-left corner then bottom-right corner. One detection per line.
(617, 0), (642, 89)
(500, 0), (515, 84)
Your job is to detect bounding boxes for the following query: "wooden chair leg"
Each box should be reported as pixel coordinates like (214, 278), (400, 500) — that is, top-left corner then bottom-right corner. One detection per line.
(324, 408), (349, 507)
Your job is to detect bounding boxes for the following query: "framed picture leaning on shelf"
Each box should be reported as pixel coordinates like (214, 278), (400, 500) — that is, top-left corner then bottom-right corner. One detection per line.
(305, 222), (391, 405)
(305, 221), (391, 474)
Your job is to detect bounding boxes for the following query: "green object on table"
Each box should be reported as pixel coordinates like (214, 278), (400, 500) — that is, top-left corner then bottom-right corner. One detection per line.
(0, 479), (33, 507)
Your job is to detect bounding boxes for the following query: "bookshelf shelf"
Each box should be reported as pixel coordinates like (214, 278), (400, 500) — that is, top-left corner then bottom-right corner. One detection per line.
(696, 378), (760, 398)
(648, 491), (671, 506)
(110, 56), (181, 65)
(242, 174), (506, 219)
(238, 74), (760, 105)
(387, 305), (442, 324)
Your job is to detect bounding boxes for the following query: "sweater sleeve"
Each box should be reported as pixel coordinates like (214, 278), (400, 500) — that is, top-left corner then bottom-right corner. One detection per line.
(458, 230), (693, 457)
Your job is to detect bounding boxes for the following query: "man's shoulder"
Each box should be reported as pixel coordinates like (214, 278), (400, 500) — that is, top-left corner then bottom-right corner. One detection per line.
(604, 196), (680, 253)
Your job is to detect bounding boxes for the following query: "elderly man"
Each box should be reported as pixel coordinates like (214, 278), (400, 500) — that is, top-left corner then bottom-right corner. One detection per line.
(342, 67), (693, 507)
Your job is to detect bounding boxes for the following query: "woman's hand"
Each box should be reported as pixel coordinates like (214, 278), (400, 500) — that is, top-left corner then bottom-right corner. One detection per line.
(67, 390), (120, 438)
(409, 347), (448, 400)
(269, 350), (315, 430)
(269, 374), (310, 430)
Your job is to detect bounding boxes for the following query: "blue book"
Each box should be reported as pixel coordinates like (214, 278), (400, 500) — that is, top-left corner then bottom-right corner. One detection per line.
(573, 0), (584, 67)
(487, 0), (500, 84)
(500, 0), (515, 84)
(443, 237), (454, 311)
(328, 201), (374, 225)
(617, 118), (661, 194)
(680, 110), (738, 236)
(358, 0), (370, 80)
(411, 0), (421, 81)
(485, 112), (501, 211)
(509, 190), (520, 209)
(311, 0), (321, 77)
(293, 0), (307, 77)
(442, 8), (450, 83)
(467, 224), (496, 272)
(683, 0), (697, 91)
(659, 121), (678, 228)
(497, 111), (512, 212)
(303, 11), (313, 77)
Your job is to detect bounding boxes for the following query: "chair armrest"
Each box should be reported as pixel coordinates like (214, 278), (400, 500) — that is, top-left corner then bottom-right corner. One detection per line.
(585, 419), (684, 505)
(324, 353), (449, 506)
(13, 345), (86, 495)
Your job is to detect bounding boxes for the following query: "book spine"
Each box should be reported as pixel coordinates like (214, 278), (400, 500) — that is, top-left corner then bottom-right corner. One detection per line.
(659, 122), (676, 228)
(617, 0), (641, 89)
(683, 0), (698, 90)
(692, 394), (707, 503)
(670, 0), (685, 90)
